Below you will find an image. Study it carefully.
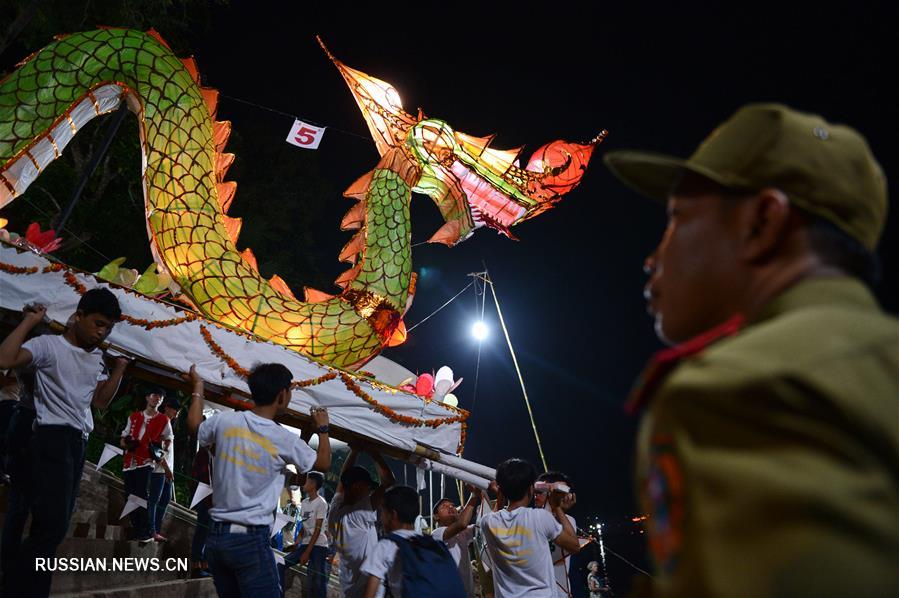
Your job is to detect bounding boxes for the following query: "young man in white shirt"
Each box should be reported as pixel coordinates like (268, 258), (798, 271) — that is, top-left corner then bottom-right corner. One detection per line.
(431, 487), (482, 596)
(290, 470), (329, 597)
(361, 485), (466, 598)
(480, 459), (580, 598)
(534, 471), (582, 597)
(186, 362), (331, 598)
(148, 396), (180, 542)
(0, 290), (127, 597)
(328, 444), (394, 597)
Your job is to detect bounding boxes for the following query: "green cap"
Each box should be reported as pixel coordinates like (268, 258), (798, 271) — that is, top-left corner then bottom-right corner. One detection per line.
(604, 103), (888, 250)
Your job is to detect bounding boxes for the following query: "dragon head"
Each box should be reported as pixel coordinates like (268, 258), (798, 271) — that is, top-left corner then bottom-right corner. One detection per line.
(320, 38), (604, 246)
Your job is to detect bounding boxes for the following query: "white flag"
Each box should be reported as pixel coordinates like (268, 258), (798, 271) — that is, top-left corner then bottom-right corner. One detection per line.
(286, 119), (325, 149)
(120, 494), (148, 519)
(190, 482), (213, 509)
(416, 465), (427, 491)
(274, 552), (286, 566)
(271, 511), (294, 539)
(478, 495), (495, 572)
(96, 443), (124, 470)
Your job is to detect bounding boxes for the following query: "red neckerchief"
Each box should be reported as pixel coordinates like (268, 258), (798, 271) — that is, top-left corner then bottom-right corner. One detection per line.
(625, 314), (745, 415)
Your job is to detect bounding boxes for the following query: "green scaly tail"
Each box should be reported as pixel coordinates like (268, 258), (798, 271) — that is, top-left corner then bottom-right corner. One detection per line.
(0, 29), (412, 368)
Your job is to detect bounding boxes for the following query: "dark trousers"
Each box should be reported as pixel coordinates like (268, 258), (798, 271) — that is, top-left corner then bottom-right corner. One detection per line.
(191, 499), (212, 562)
(280, 544), (328, 598)
(0, 405), (36, 576)
(0, 399), (17, 475)
(147, 472), (172, 535)
(123, 466), (152, 539)
(206, 521), (282, 598)
(7, 425), (86, 598)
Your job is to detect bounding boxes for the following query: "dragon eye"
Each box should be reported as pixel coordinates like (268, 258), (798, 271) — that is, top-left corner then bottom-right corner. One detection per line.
(410, 120), (455, 162)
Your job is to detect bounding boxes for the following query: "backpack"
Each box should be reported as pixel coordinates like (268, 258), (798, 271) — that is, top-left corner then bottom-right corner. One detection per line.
(385, 532), (466, 598)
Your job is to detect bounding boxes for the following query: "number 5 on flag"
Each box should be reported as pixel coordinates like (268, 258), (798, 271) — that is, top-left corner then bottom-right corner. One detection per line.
(286, 119), (325, 149)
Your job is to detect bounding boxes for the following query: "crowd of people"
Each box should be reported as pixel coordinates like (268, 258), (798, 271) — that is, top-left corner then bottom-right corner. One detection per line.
(181, 362), (601, 597)
(0, 101), (897, 598)
(0, 294), (605, 598)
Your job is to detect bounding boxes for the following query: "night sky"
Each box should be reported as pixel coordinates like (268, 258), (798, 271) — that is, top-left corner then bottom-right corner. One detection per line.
(6, 1), (899, 590)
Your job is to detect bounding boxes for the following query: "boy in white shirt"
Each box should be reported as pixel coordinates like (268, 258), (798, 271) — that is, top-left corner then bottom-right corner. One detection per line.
(286, 470), (329, 597)
(361, 485), (465, 598)
(431, 487), (482, 596)
(328, 445), (394, 597)
(480, 459), (580, 598)
(0, 290), (127, 597)
(534, 471), (582, 597)
(186, 362), (331, 598)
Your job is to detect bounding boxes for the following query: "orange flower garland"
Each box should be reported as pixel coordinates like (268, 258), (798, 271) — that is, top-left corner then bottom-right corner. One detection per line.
(338, 372), (467, 429)
(293, 372), (338, 389)
(198, 322), (467, 430)
(63, 270), (88, 294)
(457, 422), (468, 454)
(200, 324), (251, 378)
(1, 258), (468, 443)
(61, 269), (201, 330)
(0, 262), (38, 274)
(120, 311), (198, 330)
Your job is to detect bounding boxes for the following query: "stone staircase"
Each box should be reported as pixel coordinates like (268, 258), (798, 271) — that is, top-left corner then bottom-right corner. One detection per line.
(0, 462), (341, 597)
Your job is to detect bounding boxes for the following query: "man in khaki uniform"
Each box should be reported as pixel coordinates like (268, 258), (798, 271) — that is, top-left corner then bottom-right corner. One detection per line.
(604, 104), (898, 596)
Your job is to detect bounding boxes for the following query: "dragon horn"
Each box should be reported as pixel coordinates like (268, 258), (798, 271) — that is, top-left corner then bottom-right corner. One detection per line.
(318, 36), (418, 157)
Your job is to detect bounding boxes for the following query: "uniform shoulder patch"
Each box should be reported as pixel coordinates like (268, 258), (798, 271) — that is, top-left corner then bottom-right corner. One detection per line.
(644, 433), (684, 577)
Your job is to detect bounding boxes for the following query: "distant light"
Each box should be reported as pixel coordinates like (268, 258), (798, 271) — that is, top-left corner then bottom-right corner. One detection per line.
(471, 321), (488, 341)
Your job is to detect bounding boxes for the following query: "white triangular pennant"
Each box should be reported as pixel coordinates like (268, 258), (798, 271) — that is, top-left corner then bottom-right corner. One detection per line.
(274, 551), (285, 566)
(271, 512), (294, 539)
(96, 443), (124, 470)
(119, 494), (148, 519)
(190, 482), (213, 509)
(416, 466), (427, 491)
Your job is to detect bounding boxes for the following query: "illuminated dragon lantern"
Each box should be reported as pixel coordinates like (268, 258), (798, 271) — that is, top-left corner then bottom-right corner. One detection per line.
(0, 29), (603, 368)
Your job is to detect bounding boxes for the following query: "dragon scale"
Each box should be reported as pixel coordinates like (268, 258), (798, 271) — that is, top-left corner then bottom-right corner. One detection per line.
(0, 29), (414, 367)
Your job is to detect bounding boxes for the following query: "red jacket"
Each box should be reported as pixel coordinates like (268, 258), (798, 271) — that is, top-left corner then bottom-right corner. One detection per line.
(122, 410), (169, 470)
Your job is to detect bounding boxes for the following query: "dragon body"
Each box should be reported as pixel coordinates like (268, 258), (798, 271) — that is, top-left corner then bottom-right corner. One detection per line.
(0, 29), (600, 368)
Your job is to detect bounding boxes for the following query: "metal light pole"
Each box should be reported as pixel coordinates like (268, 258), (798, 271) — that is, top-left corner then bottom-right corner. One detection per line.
(469, 269), (549, 471)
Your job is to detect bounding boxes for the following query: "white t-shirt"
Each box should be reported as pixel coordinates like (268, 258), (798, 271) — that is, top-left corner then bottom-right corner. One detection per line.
(360, 528), (419, 598)
(198, 411), (316, 527)
(22, 334), (107, 435)
(479, 507), (563, 598)
(121, 412), (173, 471)
(432, 525), (476, 596)
(300, 495), (329, 548)
(329, 493), (379, 597)
(550, 514), (577, 597)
